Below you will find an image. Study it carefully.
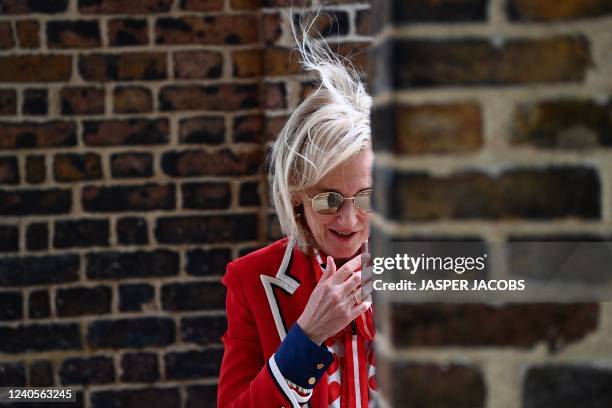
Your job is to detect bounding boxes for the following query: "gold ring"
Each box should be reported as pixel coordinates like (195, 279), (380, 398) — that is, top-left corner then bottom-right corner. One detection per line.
(352, 291), (361, 304)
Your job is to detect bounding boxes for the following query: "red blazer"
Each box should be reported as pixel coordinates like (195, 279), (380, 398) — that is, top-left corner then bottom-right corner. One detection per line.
(218, 237), (330, 408)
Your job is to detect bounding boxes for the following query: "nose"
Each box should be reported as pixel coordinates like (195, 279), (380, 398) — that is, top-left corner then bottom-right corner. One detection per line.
(336, 198), (360, 228)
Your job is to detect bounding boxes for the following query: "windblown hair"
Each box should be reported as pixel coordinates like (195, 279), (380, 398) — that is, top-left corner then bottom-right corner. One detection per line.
(268, 12), (372, 252)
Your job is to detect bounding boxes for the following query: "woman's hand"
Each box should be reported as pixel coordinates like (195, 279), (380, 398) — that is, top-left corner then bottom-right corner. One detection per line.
(297, 254), (372, 345)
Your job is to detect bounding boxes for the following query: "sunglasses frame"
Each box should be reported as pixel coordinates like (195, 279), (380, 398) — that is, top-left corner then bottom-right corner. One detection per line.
(303, 189), (373, 215)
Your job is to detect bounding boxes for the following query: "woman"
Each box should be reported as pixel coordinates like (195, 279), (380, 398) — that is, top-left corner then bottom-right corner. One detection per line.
(218, 18), (376, 408)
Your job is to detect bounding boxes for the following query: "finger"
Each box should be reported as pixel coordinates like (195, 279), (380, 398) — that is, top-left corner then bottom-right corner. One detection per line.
(331, 255), (362, 284)
(340, 271), (361, 296)
(349, 301), (369, 319)
(320, 256), (336, 282)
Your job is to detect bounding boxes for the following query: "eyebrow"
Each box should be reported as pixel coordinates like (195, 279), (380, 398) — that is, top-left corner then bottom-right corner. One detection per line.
(311, 186), (372, 195)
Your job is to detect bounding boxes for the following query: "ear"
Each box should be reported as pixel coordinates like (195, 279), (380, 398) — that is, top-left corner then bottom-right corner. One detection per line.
(291, 191), (302, 207)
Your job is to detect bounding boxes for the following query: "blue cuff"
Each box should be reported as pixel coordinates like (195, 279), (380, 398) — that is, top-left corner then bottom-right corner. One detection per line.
(274, 323), (333, 389)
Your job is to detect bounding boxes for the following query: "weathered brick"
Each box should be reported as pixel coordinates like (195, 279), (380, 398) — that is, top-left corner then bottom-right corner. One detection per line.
(509, 0), (612, 21)
(0, 89), (16, 115)
(182, 182), (231, 209)
(22, 89), (48, 115)
(79, 0), (173, 14)
(372, 102), (483, 154)
(263, 82), (287, 109)
(26, 155), (46, 183)
(0, 22), (14, 49)
(264, 47), (301, 76)
(119, 283), (155, 312)
(185, 248), (232, 277)
(233, 114), (264, 143)
(0, 121), (76, 149)
(239, 181), (261, 206)
(0, 225), (18, 252)
(161, 148), (262, 177)
(155, 16), (259, 45)
(79, 52), (167, 81)
(231, 0), (260, 10)
(303, 10), (350, 37)
(121, 353), (159, 382)
(108, 18), (148, 46)
(0, 55), (71, 82)
(86, 250), (179, 280)
(179, 116), (225, 144)
(173, 50), (223, 80)
(356, 10), (371, 35)
(262, 13), (282, 45)
(0, 323), (82, 353)
(159, 84), (259, 111)
(0, 254), (79, 286)
(26, 222), (48, 251)
(91, 388), (179, 408)
(117, 217), (149, 245)
(375, 167), (600, 220)
(0, 291), (22, 320)
(0, 189), (71, 215)
(113, 86), (152, 113)
(16, 20), (40, 48)
(53, 153), (103, 182)
(82, 183), (175, 212)
(0, 362), (25, 387)
(0, 157), (19, 185)
(29, 290), (50, 318)
(87, 317), (175, 349)
(186, 385), (217, 408)
(232, 49), (262, 78)
(524, 365), (612, 408)
(164, 348), (224, 379)
(60, 356), (115, 385)
(0, 0), (68, 14)
(512, 99), (612, 149)
(110, 152), (153, 178)
(83, 118), (169, 146)
(47, 20), (101, 49)
(181, 0), (224, 11)
(265, 115), (288, 142)
(162, 282), (226, 311)
(60, 86), (104, 115)
(29, 360), (54, 387)
(156, 214), (258, 243)
(54, 219), (109, 249)
(180, 316), (227, 345)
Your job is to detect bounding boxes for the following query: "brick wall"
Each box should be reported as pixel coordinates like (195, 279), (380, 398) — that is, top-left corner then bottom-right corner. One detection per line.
(370, 1), (612, 407)
(0, 0), (370, 407)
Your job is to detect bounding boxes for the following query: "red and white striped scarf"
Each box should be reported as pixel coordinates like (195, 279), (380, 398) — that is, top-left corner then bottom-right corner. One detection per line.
(312, 251), (377, 408)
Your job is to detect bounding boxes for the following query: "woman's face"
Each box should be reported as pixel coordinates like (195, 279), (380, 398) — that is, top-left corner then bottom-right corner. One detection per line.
(297, 149), (373, 262)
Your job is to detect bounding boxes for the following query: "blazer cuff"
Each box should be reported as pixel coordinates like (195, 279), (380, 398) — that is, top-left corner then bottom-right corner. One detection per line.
(274, 322), (333, 389)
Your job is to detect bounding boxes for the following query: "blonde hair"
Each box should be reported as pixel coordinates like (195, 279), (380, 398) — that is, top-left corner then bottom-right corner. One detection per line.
(268, 12), (372, 252)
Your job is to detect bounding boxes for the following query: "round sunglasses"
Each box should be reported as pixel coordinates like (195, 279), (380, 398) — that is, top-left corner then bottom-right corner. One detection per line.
(303, 189), (372, 215)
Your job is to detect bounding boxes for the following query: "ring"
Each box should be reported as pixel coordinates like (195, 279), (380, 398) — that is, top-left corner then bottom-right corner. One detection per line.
(352, 290), (361, 304)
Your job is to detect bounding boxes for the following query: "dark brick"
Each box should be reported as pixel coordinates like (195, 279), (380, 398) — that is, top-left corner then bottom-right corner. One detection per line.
(164, 348), (224, 379)
(79, 0), (173, 14)
(155, 15), (259, 45)
(389, 0), (487, 22)
(0, 157), (19, 185)
(186, 385), (217, 408)
(26, 222), (48, 251)
(356, 10), (371, 35)
(159, 84), (259, 111)
(83, 118), (168, 146)
(0, 89), (16, 115)
(16, 20), (40, 48)
(60, 86), (104, 115)
(180, 315), (226, 345)
(91, 388), (179, 408)
(0, 22), (14, 49)
(29, 360), (54, 387)
(232, 49), (262, 78)
(233, 114), (264, 143)
(87, 250), (179, 280)
(82, 183), (175, 212)
(54, 153), (103, 182)
(239, 181), (261, 206)
(524, 365), (612, 408)
(117, 217), (149, 245)
(26, 155), (46, 183)
(121, 352), (159, 382)
(375, 166), (600, 220)
(263, 82), (286, 109)
(47, 20), (101, 49)
(182, 182), (231, 209)
(56, 286), (112, 317)
(0, 121), (76, 149)
(79, 52), (167, 81)
(265, 115), (288, 142)
(181, 0), (224, 11)
(0, 225), (18, 252)
(29, 290), (50, 319)
(156, 214), (258, 244)
(0, 55), (71, 82)
(87, 317), (175, 349)
(0, 0), (68, 14)
(0, 254), (79, 286)
(186, 248), (232, 277)
(389, 303), (598, 350)
(110, 152), (153, 178)
(0, 323), (82, 353)
(54, 219), (109, 248)
(0, 188), (71, 215)
(509, 0), (612, 21)
(22, 89), (48, 115)
(267, 213), (283, 240)
(296, 10), (349, 37)
(174, 50), (223, 79)
(108, 18), (148, 46)
(161, 282), (226, 311)
(113, 86), (152, 113)
(161, 148), (262, 177)
(0, 362), (26, 387)
(0, 291), (22, 320)
(60, 356), (115, 385)
(179, 116), (225, 144)
(119, 284), (155, 312)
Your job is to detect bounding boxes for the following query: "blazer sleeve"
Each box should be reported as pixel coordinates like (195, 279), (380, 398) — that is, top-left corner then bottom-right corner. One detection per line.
(217, 261), (303, 408)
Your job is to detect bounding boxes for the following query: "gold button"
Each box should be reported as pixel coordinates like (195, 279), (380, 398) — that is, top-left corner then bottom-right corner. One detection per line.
(316, 363), (324, 369)
(308, 377), (316, 385)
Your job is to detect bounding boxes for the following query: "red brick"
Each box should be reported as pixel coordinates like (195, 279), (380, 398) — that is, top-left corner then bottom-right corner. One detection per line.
(180, 0), (224, 11)
(179, 116), (225, 145)
(262, 13), (282, 45)
(0, 22), (14, 49)
(0, 121), (76, 150)
(233, 115), (264, 143)
(60, 87), (105, 115)
(0, 55), (71, 82)
(113, 86), (152, 114)
(46, 20), (101, 49)
(155, 16), (259, 45)
(173, 51), (223, 80)
(16, 21), (40, 49)
(265, 115), (288, 142)
(263, 82), (287, 109)
(264, 47), (302, 76)
(79, 52), (167, 82)
(83, 119), (169, 146)
(0, 90), (16, 115)
(53, 153), (103, 182)
(110, 153), (153, 178)
(161, 147), (263, 177)
(230, 0), (260, 10)
(108, 18), (148, 47)
(159, 84), (259, 111)
(232, 49), (263, 78)
(79, 0), (173, 14)
(508, 0), (612, 21)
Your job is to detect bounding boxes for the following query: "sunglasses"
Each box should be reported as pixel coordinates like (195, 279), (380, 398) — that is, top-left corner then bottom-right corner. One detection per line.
(304, 189), (372, 215)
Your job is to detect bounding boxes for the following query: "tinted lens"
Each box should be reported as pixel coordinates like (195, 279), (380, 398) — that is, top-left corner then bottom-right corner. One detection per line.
(312, 192), (343, 215)
(354, 190), (372, 212)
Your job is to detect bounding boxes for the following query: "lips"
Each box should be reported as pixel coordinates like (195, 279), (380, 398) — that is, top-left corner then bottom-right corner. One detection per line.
(330, 229), (357, 240)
